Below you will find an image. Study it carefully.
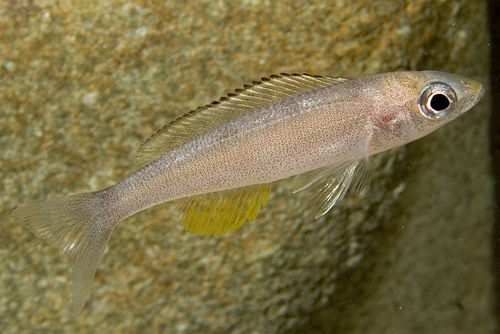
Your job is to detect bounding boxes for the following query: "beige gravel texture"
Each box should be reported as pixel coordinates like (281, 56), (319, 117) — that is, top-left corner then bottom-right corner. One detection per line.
(0, 0), (494, 333)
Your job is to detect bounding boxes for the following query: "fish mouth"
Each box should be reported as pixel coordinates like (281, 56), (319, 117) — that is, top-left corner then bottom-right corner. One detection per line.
(469, 80), (486, 105)
(459, 79), (485, 112)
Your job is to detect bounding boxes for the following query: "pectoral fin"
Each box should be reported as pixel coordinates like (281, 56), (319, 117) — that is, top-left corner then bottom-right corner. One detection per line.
(179, 184), (270, 235)
(293, 158), (374, 218)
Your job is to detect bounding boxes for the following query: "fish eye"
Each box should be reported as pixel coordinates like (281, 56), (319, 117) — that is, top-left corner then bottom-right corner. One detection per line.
(418, 82), (457, 119)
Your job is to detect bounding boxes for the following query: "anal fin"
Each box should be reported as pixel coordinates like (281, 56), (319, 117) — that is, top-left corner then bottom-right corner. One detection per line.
(179, 184), (270, 235)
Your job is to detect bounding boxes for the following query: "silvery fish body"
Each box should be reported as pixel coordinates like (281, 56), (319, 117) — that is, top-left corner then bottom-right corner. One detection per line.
(13, 71), (485, 313)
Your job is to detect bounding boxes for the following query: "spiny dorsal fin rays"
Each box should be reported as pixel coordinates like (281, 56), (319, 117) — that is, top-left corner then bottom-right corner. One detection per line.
(293, 157), (374, 219)
(179, 183), (270, 235)
(137, 73), (347, 165)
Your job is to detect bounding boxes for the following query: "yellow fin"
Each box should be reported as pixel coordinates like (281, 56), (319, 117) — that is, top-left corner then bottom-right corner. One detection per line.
(179, 184), (270, 235)
(137, 74), (346, 165)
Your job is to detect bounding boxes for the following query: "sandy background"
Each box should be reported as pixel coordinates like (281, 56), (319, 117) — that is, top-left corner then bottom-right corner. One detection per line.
(0, 0), (494, 333)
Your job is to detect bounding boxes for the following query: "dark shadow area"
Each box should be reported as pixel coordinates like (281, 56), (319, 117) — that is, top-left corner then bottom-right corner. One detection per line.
(488, 0), (500, 325)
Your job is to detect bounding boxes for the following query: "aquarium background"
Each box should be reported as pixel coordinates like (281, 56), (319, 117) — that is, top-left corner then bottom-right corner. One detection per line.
(0, 0), (494, 333)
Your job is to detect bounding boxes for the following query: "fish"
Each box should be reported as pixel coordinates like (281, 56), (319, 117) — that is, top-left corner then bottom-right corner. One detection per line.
(12, 71), (485, 313)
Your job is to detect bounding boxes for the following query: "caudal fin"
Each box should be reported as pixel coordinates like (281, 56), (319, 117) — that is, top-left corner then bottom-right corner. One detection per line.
(12, 192), (115, 314)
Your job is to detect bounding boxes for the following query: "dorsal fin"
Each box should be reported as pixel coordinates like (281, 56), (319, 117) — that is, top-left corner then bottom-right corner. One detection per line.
(137, 73), (346, 165)
(179, 183), (270, 235)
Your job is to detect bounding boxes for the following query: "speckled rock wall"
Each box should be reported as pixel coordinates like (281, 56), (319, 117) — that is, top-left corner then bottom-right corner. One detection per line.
(0, 0), (494, 333)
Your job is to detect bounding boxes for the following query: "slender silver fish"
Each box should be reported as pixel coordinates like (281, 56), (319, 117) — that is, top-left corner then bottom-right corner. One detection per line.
(13, 71), (484, 313)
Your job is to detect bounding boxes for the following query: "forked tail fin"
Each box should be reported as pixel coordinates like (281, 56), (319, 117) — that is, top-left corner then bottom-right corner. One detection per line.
(12, 192), (115, 314)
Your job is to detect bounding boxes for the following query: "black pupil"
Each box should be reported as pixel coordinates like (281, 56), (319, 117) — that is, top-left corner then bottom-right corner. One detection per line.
(430, 94), (450, 111)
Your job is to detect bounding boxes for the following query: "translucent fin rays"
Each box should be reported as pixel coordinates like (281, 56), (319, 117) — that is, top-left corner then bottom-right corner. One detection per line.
(293, 158), (374, 218)
(137, 74), (346, 165)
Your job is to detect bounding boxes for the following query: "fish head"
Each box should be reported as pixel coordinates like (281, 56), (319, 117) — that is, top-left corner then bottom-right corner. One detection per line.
(367, 71), (485, 154)
(404, 70), (485, 142)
